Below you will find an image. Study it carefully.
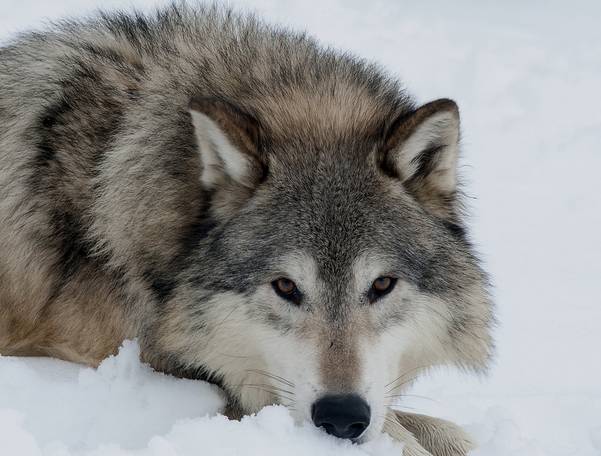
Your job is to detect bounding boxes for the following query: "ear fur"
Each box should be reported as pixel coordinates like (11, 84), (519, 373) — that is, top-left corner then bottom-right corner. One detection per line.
(188, 98), (264, 189)
(381, 99), (461, 220)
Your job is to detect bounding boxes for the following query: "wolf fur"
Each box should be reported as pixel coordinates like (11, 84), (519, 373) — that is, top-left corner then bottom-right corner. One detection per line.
(0, 4), (494, 454)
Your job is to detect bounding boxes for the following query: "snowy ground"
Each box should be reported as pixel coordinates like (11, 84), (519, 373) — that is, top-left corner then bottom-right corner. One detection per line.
(1, 1), (600, 455)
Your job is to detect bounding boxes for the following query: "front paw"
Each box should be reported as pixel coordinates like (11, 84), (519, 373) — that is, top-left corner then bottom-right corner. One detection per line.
(392, 411), (475, 456)
(383, 411), (434, 455)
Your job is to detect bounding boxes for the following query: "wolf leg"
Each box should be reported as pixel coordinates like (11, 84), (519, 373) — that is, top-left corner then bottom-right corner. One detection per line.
(389, 410), (475, 456)
(383, 411), (433, 456)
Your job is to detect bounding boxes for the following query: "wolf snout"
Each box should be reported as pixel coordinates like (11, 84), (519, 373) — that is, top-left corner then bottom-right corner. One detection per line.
(311, 394), (370, 440)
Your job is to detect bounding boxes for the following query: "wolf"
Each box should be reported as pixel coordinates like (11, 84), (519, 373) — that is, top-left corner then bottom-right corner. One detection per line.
(0, 4), (494, 455)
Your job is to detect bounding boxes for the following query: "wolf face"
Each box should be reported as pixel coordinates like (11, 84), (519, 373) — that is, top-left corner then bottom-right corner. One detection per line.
(154, 97), (493, 441)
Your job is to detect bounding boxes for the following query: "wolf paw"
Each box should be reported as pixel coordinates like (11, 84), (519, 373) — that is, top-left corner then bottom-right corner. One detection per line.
(384, 410), (475, 456)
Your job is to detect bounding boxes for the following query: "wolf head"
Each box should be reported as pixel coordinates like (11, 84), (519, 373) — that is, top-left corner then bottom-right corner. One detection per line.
(155, 93), (493, 441)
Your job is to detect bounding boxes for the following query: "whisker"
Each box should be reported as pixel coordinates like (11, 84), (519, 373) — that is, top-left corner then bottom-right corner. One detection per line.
(214, 352), (252, 359)
(384, 404), (418, 411)
(235, 383), (295, 397)
(238, 385), (295, 404)
(385, 365), (432, 394)
(384, 393), (438, 403)
(245, 369), (295, 388)
(384, 365), (426, 390)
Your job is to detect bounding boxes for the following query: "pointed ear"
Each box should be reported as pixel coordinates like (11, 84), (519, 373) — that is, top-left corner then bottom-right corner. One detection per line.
(188, 98), (265, 189)
(381, 99), (461, 220)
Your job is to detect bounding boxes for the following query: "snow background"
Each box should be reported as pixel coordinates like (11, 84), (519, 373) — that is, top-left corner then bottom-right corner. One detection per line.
(1, 0), (600, 454)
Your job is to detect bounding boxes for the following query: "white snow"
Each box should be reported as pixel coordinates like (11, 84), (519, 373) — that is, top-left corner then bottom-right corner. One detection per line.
(1, 1), (600, 455)
(0, 341), (402, 455)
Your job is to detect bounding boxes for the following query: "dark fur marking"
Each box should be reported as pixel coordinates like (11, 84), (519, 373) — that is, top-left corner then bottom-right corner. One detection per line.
(143, 191), (218, 303)
(27, 62), (129, 306)
(410, 145), (445, 180)
(144, 269), (177, 302)
(443, 220), (467, 240)
(177, 364), (225, 387)
(178, 190), (218, 260)
(52, 209), (92, 279)
(379, 155), (401, 179)
(32, 97), (72, 172)
(160, 356), (229, 397)
(41, 207), (96, 307)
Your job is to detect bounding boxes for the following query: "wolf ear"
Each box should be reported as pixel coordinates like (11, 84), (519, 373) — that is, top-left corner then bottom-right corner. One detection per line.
(381, 99), (460, 220)
(189, 98), (265, 189)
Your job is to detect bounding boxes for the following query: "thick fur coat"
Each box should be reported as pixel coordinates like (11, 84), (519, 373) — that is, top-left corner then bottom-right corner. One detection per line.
(0, 4), (494, 455)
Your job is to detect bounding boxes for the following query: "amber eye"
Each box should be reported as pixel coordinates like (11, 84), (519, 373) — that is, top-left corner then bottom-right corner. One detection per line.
(272, 278), (301, 305)
(368, 276), (397, 303)
(373, 277), (392, 291)
(275, 278), (295, 294)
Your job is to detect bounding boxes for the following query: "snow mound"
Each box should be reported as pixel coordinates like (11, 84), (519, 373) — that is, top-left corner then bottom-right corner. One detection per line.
(0, 341), (403, 456)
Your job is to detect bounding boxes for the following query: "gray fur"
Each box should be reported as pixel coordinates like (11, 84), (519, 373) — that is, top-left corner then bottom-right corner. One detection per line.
(0, 3), (494, 453)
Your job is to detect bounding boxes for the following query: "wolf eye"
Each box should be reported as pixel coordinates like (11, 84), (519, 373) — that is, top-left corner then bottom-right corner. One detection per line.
(368, 276), (397, 303)
(272, 278), (301, 305)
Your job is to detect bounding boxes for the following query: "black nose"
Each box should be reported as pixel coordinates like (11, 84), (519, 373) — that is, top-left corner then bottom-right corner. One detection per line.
(311, 394), (370, 440)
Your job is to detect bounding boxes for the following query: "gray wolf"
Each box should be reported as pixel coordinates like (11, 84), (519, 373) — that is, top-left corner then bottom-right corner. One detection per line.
(0, 4), (494, 455)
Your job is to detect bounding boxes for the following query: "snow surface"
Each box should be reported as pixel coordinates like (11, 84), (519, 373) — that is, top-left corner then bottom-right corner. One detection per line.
(1, 1), (600, 455)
